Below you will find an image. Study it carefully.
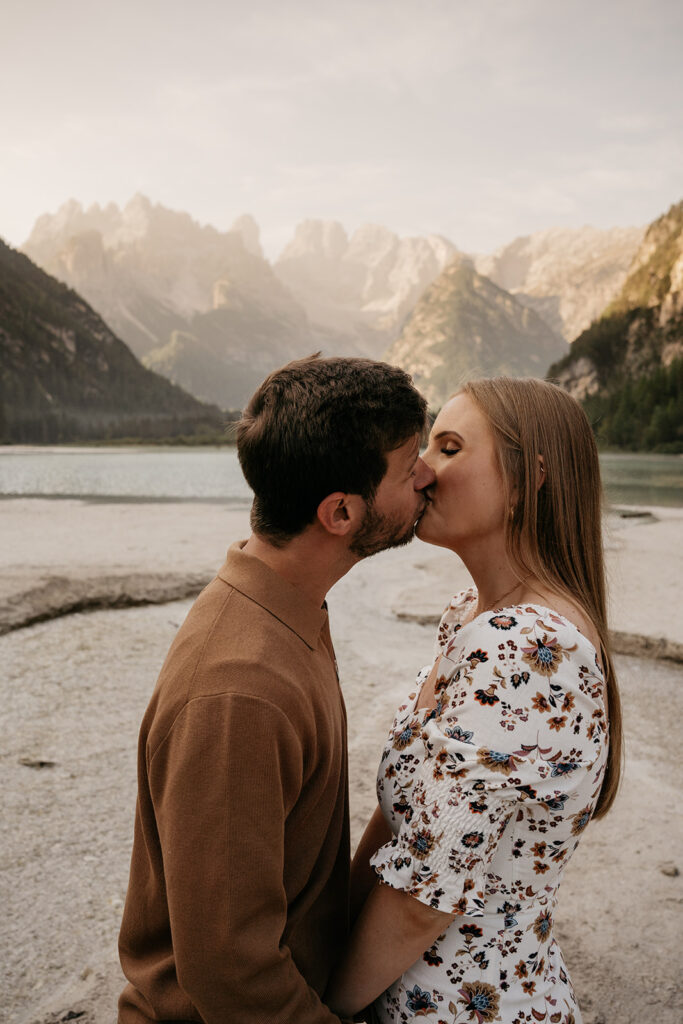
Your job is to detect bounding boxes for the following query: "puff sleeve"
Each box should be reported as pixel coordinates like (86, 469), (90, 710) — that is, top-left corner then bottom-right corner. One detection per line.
(370, 605), (607, 916)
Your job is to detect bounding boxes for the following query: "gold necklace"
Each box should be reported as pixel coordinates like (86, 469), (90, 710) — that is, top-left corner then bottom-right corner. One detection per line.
(487, 573), (532, 610)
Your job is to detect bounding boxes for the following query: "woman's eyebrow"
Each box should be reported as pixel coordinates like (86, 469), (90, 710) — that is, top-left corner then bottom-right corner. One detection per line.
(432, 429), (464, 443)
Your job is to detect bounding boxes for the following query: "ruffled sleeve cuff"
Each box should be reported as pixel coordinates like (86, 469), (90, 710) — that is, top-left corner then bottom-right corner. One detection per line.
(369, 794), (497, 917)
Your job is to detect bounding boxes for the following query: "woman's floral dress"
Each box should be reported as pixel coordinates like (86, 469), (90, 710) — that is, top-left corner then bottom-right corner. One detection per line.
(369, 589), (607, 1024)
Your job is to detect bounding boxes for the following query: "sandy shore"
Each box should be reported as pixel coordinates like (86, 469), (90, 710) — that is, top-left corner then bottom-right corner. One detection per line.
(2, 498), (682, 659)
(1, 498), (682, 1024)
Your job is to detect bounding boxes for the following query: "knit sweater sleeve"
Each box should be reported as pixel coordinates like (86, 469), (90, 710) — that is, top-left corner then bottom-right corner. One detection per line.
(148, 691), (344, 1024)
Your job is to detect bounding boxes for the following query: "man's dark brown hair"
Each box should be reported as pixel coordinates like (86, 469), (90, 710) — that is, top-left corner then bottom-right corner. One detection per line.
(237, 355), (427, 543)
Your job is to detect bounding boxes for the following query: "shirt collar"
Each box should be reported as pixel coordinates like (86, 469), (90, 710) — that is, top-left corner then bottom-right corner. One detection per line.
(218, 540), (328, 650)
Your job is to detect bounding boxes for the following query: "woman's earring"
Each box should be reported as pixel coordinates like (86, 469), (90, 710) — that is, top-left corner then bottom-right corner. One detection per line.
(538, 456), (546, 487)
(508, 505), (515, 522)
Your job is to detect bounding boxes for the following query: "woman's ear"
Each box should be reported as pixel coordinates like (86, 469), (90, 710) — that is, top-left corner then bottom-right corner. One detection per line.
(316, 492), (366, 537)
(537, 454), (546, 490)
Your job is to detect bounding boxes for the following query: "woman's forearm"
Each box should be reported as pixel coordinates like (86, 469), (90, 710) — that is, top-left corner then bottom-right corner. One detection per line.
(326, 882), (454, 1019)
(349, 804), (392, 923)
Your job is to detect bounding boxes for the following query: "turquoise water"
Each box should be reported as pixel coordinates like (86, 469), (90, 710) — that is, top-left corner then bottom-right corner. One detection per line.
(598, 452), (683, 508)
(0, 446), (252, 504)
(0, 446), (681, 507)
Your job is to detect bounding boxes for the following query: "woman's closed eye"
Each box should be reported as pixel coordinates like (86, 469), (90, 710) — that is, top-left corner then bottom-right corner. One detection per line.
(441, 445), (460, 456)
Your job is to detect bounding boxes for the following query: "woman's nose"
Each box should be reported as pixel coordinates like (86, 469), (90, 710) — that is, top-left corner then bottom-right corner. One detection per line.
(414, 455), (436, 490)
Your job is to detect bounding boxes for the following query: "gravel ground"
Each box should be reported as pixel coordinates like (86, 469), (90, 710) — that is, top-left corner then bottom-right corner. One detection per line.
(1, 501), (681, 1024)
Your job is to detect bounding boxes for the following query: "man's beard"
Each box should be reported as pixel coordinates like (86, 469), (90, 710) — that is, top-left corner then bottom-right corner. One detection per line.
(349, 500), (424, 559)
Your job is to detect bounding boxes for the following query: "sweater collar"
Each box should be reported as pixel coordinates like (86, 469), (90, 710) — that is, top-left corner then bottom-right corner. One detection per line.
(218, 540), (328, 650)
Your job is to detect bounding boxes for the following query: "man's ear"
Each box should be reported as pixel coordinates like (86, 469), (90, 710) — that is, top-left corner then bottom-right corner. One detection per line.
(316, 492), (366, 537)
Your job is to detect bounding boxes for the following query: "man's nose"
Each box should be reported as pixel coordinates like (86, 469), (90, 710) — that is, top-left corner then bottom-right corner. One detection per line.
(414, 455), (436, 490)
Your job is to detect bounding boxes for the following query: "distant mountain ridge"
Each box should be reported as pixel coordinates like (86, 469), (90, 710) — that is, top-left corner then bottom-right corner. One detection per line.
(23, 196), (319, 408)
(385, 255), (568, 410)
(21, 196), (652, 412)
(23, 201), (464, 406)
(0, 239), (224, 443)
(475, 225), (644, 342)
(273, 220), (458, 354)
(24, 196), (297, 328)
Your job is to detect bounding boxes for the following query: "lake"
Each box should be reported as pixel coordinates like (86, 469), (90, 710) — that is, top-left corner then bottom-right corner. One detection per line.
(0, 446), (681, 508)
(0, 446), (252, 504)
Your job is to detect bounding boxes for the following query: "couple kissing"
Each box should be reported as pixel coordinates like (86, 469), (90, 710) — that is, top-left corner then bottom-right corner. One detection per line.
(118, 355), (621, 1024)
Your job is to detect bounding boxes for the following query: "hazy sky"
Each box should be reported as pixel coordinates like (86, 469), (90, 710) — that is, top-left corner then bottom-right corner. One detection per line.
(2, 0), (681, 257)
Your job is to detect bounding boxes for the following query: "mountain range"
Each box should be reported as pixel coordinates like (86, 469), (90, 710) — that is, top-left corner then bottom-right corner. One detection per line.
(21, 197), (644, 409)
(273, 220), (458, 354)
(475, 224), (644, 342)
(22, 197), (316, 409)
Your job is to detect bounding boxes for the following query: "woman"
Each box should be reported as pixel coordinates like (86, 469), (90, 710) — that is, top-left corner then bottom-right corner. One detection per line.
(327, 377), (622, 1024)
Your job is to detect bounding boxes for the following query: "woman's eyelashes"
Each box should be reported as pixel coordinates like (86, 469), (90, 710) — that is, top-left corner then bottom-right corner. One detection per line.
(441, 446), (460, 456)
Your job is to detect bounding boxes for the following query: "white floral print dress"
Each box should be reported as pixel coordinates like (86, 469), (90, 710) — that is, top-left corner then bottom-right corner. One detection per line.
(369, 589), (607, 1024)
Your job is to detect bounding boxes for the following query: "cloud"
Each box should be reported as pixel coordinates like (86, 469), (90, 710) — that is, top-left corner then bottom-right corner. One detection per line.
(1, 0), (681, 252)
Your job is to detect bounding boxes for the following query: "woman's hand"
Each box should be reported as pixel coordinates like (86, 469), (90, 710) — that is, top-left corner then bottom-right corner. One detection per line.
(326, 882), (454, 1019)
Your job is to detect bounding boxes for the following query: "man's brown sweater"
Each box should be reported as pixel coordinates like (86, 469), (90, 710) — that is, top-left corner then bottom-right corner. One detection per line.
(118, 542), (350, 1023)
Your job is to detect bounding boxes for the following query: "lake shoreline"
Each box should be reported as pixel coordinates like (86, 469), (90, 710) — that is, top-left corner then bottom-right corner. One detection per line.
(2, 446), (682, 507)
(2, 498), (683, 652)
(4, 570), (683, 664)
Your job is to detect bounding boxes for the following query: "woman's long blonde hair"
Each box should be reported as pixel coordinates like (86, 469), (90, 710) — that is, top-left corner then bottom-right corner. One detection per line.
(462, 377), (622, 818)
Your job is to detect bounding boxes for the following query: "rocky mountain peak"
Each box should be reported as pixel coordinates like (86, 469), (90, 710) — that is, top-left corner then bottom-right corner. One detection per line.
(27, 199), (89, 250)
(550, 199), (683, 402)
(386, 256), (567, 410)
(273, 219), (458, 350)
(122, 191), (153, 221)
(608, 200), (683, 317)
(23, 197), (299, 322)
(475, 224), (644, 341)
(230, 214), (262, 258)
(59, 230), (108, 280)
(345, 223), (398, 259)
(278, 219), (349, 262)
(21, 199), (312, 412)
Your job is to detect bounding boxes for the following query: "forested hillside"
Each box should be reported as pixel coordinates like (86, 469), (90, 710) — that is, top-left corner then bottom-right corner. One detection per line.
(0, 240), (227, 443)
(549, 200), (683, 450)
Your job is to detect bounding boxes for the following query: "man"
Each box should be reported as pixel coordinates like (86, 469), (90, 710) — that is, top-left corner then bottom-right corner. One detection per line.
(118, 355), (433, 1023)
